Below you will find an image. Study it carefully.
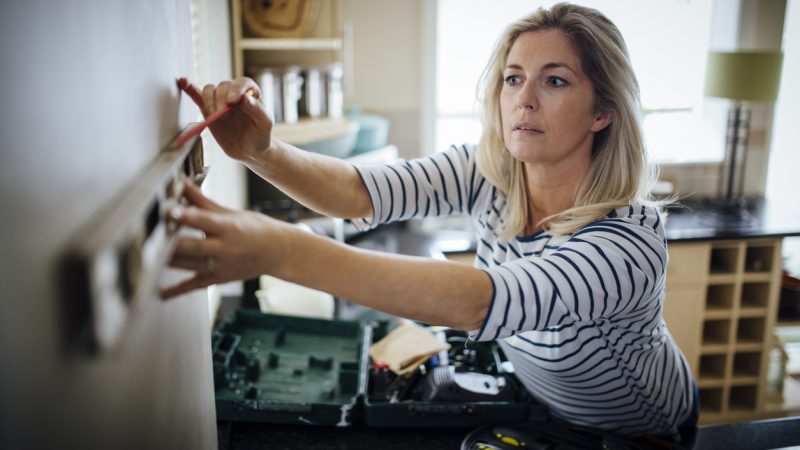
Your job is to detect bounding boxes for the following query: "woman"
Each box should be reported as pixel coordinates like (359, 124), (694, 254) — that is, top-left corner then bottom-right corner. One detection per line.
(166, 3), (696, 439)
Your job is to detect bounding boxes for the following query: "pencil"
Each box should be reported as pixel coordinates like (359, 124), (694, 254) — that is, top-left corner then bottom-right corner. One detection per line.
(174, 103), (234, 148)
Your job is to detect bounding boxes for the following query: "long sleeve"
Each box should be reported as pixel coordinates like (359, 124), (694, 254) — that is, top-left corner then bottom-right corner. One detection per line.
(352, 144), (484, 230)
(470, 216), (667, 342)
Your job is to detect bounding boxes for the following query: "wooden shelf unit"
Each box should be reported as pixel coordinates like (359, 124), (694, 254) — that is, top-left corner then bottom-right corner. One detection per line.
(231, 0), (344, 78)
(662, 238), (783, 425)
(229, 0), (349, 140)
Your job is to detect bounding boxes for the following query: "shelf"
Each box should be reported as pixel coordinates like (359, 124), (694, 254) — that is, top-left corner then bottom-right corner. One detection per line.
(239, 38), (342, 51)
(697, 378), (726, 388)
(742, 273), (772, 283)
(231, 0), (344, 80)
(730, 376), (760, 385)
(707, 274), (738, 285)
(702, 344), (731, 354)
(734, 343), (764, 352)
(704, 310), (734, 320)
(738, 307), (768, 318)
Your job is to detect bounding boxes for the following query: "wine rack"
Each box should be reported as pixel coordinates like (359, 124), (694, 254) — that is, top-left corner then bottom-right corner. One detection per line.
(663, 239), (782, 424)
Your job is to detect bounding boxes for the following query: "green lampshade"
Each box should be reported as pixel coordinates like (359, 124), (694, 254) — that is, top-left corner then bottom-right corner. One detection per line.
(704, 51), (783, 101)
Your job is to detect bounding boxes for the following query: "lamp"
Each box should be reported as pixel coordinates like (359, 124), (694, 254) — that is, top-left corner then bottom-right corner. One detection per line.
(704, 51), (783, 218)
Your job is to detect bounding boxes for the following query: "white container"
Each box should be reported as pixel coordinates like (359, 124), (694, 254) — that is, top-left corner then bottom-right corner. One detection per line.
(251, 66), (303, 124)
(256, 274), (334, 320)
(253, 68), (277, 120)
(280, 66), (303, 124)
(325, 63), (344, 119)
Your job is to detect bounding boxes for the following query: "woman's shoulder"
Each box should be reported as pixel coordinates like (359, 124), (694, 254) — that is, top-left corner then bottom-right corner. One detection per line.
(584, 204), (666, 239)
(441, 143), (477, 160)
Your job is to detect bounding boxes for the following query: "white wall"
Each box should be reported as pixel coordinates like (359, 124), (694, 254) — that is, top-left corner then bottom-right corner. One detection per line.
(660, 0), (787, 199)
(767, 0), (800, 275)
(342, 0), (425, 157)
(191, 0), (248, 304)
(0, 2), (217, 449)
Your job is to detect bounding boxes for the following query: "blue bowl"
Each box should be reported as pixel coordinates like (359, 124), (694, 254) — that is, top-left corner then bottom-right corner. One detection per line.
(346, 110), (389, 155)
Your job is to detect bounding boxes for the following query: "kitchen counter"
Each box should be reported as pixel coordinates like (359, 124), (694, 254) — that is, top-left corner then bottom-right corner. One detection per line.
(217, 416), (800, 450)
(337, 198), (800, 264)
(662, 198), (800, 241)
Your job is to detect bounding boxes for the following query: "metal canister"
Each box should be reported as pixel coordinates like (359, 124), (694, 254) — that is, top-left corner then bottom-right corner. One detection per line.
(300, 67), (324, 119)
(324, 63), (344, 119)
(252, 68), (278, 121)
(280, 66), (303, 124)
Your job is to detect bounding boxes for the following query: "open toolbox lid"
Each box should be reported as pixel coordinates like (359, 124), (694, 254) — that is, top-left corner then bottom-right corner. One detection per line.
(212, 309), (539, 427)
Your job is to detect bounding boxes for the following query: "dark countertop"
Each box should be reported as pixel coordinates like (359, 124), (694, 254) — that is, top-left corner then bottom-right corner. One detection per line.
(337, 199), (800, 267)
(217, 416), (800, 450)
(663, 199), (800, 242)
(217, 422), (469, 450)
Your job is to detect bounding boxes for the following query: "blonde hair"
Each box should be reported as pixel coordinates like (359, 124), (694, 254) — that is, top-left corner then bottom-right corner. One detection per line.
(476, 2), (659, 240)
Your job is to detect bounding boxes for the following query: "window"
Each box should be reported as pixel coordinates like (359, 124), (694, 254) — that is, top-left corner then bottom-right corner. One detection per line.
(434, 0), (724, 164)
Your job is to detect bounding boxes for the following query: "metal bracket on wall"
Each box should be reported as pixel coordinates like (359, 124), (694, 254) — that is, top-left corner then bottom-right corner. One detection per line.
(60, 130), (209, 354)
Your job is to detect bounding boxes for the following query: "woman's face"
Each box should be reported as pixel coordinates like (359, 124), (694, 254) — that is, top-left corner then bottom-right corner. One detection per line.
(500, 29), (610, 168)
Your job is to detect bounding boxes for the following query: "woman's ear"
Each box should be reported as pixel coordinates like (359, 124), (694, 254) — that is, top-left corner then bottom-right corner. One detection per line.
(590, 111), (612, 132)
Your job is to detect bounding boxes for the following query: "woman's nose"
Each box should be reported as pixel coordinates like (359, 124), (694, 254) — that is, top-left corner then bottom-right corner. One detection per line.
(516, 83), (538, 110)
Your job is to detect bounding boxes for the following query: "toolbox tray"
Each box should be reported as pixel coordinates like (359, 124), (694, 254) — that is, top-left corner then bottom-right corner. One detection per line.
(212, 309), (536, 427)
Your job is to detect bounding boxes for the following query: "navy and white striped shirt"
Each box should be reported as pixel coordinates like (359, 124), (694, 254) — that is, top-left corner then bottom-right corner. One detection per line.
(353, 144), (695, 437)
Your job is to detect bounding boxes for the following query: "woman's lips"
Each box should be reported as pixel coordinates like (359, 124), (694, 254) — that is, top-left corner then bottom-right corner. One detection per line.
(512, 122), (543, 135)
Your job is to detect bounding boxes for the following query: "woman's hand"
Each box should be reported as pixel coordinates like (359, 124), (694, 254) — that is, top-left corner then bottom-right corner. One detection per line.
(161, 181), (289, 299)
(178, 77), (272, 163)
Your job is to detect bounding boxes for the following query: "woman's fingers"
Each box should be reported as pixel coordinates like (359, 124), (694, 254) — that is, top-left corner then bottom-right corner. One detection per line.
(177, 78), (207, 115)
(171, 236), (220, 258)
(181, 77), (263, 118)
(202, 83), (217, 115)
(215, 80), (233, 111)
(240, 91), (273, 130)
(171, 203), (229, 236)
(168, 255), (206, 273)
(161, 275), (216, 300)
(181, 181), (225, 212)
(230, 77), (262, 103)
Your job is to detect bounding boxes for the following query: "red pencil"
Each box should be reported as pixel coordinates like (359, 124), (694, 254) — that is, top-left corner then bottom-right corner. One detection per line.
(173, 102), (235, 148)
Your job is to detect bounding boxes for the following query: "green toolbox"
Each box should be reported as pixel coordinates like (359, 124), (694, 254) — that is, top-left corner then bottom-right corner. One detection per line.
(212, 308), (539, 427)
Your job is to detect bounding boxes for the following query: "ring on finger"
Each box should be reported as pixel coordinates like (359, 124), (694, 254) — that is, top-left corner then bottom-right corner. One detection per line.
(203, 256), (217, 276)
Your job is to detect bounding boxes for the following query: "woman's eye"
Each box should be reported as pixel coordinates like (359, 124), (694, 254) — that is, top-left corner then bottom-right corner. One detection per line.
(547, 76), (567, 87)
(504, 75), (522, 86)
